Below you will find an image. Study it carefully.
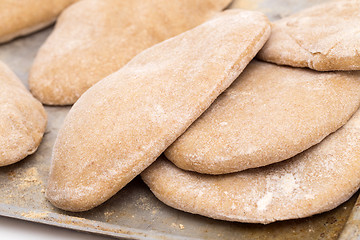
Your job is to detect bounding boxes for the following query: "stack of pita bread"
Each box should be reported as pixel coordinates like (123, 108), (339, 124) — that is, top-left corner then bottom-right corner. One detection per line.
(1, 0), (360, 225)
(142, 0), (360, 224)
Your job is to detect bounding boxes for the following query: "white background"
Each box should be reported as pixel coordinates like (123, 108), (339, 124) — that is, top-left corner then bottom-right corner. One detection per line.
(0, 215), (111, 240)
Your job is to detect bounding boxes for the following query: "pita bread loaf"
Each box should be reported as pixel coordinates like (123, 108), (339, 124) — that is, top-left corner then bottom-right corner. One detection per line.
(0, 0), (78, 44)
(142, 107), (360, 223)
(46, 10), (271, 212)
(165, 61), (360, 174)
(29, 0), (232, 105)
(257, 1), (360, 71)
(0, 61), (47, 166)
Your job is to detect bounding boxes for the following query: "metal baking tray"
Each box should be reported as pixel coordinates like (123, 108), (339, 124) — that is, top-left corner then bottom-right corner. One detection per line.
(0, 0), (359, 239)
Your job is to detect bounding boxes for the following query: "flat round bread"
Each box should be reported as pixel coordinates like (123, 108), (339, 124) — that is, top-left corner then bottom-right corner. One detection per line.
(0, 0), (78, 44)
(165, 61), (360, 174)
(142, 108), (360, 223)
(46, 10), (271, 212)
(0, 61), (47, 166)
(257, 1), (360, 71)
(29, 0), (232, 105)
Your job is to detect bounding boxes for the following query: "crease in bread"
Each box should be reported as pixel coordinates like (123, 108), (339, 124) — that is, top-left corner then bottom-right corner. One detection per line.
(257, 0), (360, 71)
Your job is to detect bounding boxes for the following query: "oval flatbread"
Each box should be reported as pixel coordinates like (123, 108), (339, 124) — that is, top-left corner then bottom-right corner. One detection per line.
(0, 61), (47, 166)
(47, 11), (270, 211)
(29, 0), (232, 105)
(165, 61), (360, 174)
(0, 0), (78, 44)
(257, 1), (360, 71)
(45, 10), (271, 212)
(142, 108), (360, 223)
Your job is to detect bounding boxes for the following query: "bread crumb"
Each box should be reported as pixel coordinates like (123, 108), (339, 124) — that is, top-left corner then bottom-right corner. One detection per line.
(18, 167), (43, 189)
(21, 211), (49, 219)
(104, 211), (114, 217)
(171, 223), (185, 230)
